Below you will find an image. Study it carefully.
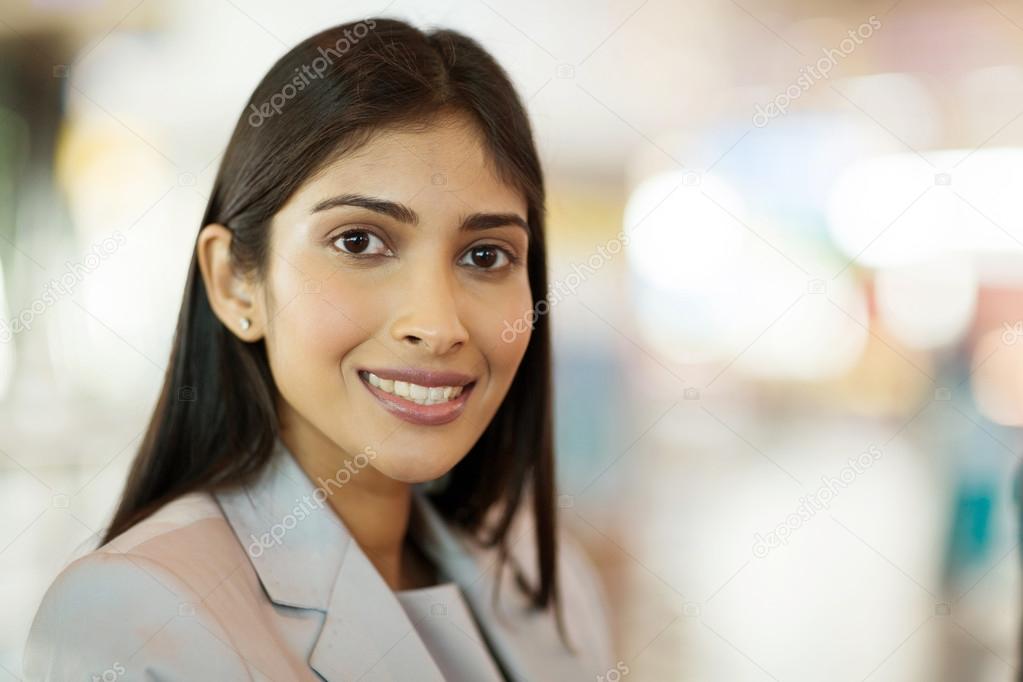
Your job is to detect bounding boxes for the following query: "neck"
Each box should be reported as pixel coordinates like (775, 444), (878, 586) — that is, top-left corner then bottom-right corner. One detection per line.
(280, 422), (414, 590)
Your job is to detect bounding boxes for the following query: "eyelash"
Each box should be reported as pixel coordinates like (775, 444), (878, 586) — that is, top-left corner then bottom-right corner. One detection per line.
(328, 228), (521, 271)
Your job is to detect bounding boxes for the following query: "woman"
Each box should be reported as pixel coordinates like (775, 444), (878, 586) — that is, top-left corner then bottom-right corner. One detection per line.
(22, 18), (615, 682)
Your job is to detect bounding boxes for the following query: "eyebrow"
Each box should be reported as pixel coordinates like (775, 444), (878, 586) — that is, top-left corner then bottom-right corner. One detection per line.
(311, 193), (529, 234)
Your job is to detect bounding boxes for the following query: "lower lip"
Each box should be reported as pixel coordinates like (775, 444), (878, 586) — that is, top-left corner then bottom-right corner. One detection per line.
(359, 372), (475, 426)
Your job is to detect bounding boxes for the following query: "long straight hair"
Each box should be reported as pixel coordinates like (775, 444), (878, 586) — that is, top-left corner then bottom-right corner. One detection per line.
(100, 18), (563, 634)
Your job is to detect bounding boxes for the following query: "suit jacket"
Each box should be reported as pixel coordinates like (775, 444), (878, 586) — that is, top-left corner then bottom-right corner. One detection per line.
(22, 436), (615, 681)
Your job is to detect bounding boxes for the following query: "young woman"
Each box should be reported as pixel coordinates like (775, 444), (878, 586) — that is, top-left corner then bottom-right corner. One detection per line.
(23, 18), (614, 682)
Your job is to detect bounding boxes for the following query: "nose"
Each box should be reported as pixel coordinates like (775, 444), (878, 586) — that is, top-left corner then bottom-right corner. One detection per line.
(389, 262), (469, 356)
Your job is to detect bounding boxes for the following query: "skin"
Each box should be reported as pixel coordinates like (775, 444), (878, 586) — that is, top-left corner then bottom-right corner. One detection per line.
(197, 111), (534, 590)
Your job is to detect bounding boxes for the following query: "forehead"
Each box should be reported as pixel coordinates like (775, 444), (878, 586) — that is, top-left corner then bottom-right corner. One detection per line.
(288, 112), (527, 216)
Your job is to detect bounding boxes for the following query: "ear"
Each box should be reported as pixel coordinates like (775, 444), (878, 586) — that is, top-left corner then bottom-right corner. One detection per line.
(196, 224), (265, 341)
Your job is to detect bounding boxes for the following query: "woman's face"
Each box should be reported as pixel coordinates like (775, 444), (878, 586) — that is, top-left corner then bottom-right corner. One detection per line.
(259, 112), (533, 483)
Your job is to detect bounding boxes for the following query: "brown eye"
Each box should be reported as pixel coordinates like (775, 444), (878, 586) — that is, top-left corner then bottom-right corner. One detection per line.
(459, 244), (512, 270)
(472, 246), (496, 267)
(343, 232), (369, 253)
(332, 229), (391, 256)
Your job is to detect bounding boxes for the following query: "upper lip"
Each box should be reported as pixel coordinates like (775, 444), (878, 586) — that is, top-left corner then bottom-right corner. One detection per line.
(359, 367), (476, 387)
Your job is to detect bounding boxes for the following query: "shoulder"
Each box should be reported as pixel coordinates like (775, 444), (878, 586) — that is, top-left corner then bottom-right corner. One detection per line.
(22, 492), (253, 681)
(494, 500), (616, 670)
(555, 524), (617, 670)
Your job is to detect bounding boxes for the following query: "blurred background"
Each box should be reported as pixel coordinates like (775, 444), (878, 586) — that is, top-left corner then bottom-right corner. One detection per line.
(2, 0), (1023, 679)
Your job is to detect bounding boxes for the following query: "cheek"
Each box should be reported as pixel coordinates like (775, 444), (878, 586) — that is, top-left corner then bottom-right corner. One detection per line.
(473, 285), (534, 379)
(265, 276), (380, 399)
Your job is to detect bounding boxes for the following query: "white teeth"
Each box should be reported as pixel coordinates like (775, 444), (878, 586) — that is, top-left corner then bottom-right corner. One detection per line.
(364, 372), (466, 406)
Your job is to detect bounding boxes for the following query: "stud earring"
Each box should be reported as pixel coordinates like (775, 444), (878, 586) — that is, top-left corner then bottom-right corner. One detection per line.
(239, 317), (251, 331)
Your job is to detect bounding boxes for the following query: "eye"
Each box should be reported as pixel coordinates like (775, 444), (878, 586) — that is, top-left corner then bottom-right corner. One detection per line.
(458, 244), (515, 271)
(332, 229), (392, 257)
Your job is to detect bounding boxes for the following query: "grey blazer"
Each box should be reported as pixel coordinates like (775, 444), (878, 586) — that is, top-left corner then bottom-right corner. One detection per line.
(23, 438), (615, 681)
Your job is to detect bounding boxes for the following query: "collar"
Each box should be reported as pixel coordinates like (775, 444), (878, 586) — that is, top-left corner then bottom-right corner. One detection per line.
(214, 436), (448, 680)
(214, 435), (593, 682)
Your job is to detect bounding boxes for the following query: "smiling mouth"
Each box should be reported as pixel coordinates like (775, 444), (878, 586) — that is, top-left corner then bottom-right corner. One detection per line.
(362, 370), (467, 405)
(357, 370), (476, 425)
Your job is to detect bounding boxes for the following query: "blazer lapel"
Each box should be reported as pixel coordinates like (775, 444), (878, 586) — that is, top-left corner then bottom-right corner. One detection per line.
(215, 437), (446, 682)
(409, 488), (594, 682)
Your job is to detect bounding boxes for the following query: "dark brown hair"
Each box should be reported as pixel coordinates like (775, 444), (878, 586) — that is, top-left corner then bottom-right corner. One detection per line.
(100, 17), (565, 642)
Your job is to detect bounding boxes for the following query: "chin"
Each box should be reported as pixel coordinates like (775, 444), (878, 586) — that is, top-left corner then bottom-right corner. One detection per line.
(370, 452), (461, 484)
